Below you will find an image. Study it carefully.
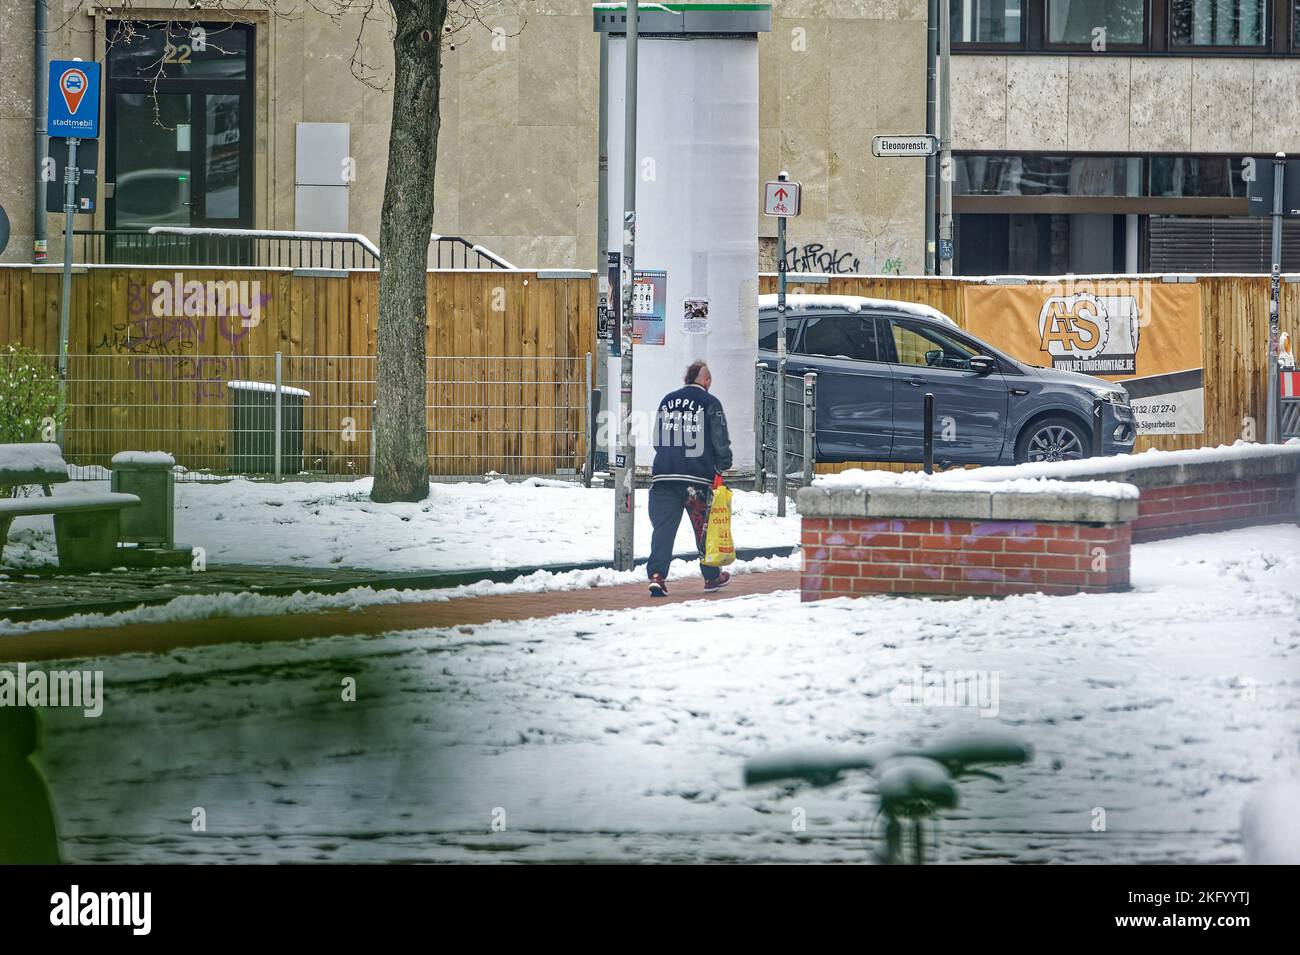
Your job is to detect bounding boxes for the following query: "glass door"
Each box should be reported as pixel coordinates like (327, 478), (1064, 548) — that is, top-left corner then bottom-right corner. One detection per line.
(198, 93), (243, 226)
(105, 21), (253, 263)
(110, 92), (192, 231)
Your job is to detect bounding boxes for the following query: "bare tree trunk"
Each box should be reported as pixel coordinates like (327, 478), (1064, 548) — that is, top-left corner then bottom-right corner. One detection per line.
(372, 0), (448, 503)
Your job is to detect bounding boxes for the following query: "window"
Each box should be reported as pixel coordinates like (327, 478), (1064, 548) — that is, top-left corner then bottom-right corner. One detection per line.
(950, 0), (1023, 44)
(1048, 0), (1146, 46)
(107, 21), (249, 79)
(889, 321), (978, 371)
(797, 315), (883, 362)
(956, 155), (1134, 197)
(1170, 0), (1267, 47)
(1147, 156), (1251, 197)
(758, 315), (797, 352)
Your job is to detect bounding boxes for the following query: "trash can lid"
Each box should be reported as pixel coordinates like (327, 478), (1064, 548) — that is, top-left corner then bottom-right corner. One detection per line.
(110, 450), (177, 469)
(227, 380), (311, 398)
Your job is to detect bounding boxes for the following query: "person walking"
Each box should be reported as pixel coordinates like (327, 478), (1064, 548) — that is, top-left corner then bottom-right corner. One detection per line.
(646, 360), (733, 597)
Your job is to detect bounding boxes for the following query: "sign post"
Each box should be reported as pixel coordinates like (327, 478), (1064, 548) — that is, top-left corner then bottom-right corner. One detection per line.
(593, 30), (610, 482)
(613, 0), (639, 572)
(764, 173), (800, 515)
(47, 59), (101, 447)
(938, 11), (954, 276)
(1268, 153), (1285, 444)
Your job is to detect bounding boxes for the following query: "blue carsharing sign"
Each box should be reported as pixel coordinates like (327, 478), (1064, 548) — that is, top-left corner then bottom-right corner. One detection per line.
(48, 60), (101, 139)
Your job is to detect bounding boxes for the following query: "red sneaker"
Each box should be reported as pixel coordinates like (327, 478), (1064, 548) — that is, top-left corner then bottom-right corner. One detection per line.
(648, 574), (668, 597)
(704, 571), (732, 592)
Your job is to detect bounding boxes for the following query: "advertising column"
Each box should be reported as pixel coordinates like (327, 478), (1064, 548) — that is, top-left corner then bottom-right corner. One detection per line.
(596, 4), (771, 471)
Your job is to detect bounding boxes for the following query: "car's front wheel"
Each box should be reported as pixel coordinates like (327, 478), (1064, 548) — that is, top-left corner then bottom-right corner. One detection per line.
(1015, 416), (1090, 464)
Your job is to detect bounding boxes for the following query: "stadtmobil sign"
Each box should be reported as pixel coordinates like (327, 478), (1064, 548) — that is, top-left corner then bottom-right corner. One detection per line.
(964, 282), (1205, 436)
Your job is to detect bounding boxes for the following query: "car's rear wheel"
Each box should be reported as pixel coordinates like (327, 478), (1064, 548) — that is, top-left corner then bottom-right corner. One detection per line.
(1015, 416), (1090, 464)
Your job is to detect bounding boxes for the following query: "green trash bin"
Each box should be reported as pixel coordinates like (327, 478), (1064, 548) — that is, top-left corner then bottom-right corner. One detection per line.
(228, 380), (309, 474)
(110, 450), (176, 548)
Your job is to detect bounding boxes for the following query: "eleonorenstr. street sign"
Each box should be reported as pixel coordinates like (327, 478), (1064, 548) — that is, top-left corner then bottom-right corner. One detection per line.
(872, 135), (938, 158)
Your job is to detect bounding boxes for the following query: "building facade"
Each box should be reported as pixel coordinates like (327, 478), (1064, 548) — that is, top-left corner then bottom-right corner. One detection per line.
(0, 1), (928, 273)
(950, 0), (1300, 273)
(4, 1), (1297, 275)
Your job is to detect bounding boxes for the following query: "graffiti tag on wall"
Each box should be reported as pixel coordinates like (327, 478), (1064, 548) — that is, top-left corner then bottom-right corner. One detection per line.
(785, 243), (861, 274)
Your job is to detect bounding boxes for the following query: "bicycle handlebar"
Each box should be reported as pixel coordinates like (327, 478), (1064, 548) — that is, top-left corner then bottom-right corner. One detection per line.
(743, 731), (1032, 789)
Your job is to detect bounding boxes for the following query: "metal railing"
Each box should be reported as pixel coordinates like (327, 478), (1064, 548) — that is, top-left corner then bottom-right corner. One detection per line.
(754, 364), (816, 494)
(431, 234), (516, 270)
(64, 228), (382, 269)
(63, 228), (516, 271)
(34, 353), (591, 481)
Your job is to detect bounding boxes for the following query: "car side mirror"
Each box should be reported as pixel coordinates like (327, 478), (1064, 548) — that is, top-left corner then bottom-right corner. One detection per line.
(968, 355), (996, 376)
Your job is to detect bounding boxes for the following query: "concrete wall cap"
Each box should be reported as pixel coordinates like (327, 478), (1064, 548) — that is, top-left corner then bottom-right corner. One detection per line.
(801, 483), (1138, 524)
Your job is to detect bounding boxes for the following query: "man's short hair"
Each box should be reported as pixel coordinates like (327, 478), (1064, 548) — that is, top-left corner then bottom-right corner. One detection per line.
(684, 360), (708, 384)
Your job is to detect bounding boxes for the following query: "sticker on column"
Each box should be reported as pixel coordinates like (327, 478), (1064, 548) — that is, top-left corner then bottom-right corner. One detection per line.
(682, 297), (709, 335)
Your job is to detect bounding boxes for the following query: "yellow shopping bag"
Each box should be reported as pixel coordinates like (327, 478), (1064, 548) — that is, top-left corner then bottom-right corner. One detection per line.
(702, 476), (735, 567)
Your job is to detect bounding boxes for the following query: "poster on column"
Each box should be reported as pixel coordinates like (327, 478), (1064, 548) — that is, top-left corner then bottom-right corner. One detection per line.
(682, 297), (709, 335)
(632, 269), (667, 345)
(962, 281), (1204, 435)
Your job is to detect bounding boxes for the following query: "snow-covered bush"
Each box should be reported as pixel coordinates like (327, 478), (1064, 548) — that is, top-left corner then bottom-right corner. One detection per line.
(0, 344), (63, 447)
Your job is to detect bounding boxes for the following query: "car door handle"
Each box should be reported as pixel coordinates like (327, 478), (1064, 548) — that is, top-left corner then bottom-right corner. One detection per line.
(1009, 387), (1029, 396)
(905, 377), (925, 386)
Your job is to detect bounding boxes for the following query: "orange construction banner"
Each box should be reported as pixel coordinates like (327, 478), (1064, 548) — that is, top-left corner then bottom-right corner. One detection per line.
(963, 281), (1204, 435)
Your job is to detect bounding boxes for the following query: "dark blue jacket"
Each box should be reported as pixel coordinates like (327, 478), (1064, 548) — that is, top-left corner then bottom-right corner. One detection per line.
(650, 384), (732, 485)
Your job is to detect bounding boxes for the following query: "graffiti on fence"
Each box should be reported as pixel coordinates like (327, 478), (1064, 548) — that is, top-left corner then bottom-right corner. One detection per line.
(96, 279), (274, 354)
(125, 355), (250, 405)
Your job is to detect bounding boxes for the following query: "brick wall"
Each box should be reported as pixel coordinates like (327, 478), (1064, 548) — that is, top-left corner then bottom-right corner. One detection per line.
(1132, 475), (1298, 543)
(797, 447), (1300, 603)
(801, 517), (1131, 601)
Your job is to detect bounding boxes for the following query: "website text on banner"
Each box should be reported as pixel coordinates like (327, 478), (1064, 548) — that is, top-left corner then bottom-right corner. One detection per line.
(963, 283), (1204, 436)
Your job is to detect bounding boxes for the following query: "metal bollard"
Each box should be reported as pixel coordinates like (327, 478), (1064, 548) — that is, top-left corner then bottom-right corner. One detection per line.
(802, 372), (817, 486)
(754, 361), (765, 493)
(274, 351), (283, 482)
(583, 351), (596, 487)
(923, 392), (935, 475)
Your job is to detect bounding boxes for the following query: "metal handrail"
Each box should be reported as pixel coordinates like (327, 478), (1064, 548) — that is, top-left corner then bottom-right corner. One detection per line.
(150, 226), (382, 263)
(63, 227), (516, 270)
(63, 228), (381, 269)
(431, 233), (516, 270)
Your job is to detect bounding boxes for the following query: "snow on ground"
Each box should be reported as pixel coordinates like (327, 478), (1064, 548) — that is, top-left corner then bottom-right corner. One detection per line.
(31, 524), (1300, 863)
(0, 554), (799, 636)
(3, 477), (799, 572)
(1241, 781), (1300, 864)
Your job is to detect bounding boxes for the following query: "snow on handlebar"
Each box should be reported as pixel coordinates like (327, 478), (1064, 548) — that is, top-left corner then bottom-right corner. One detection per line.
(743, 731), (1032, 789)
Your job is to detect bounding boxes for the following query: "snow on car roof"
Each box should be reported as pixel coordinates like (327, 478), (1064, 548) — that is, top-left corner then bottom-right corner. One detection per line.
(757, 293), (956, 326)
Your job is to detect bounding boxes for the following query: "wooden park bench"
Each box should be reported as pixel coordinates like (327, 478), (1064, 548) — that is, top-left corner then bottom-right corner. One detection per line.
(0, 443), (140, 571)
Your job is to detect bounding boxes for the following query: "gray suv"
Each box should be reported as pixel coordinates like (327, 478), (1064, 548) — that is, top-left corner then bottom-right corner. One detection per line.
(758, 294), (1136, 465)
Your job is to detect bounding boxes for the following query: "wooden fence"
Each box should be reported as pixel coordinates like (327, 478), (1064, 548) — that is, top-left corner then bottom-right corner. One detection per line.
(758, 273), (1291, 472)
(0, 265), (1289, 477)
(0, 267), (595, 476)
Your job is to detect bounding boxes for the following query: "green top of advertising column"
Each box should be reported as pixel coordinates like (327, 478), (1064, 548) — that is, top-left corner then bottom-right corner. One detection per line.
(593, 3), (772, 35)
